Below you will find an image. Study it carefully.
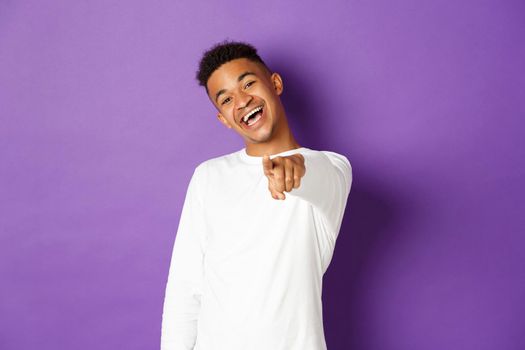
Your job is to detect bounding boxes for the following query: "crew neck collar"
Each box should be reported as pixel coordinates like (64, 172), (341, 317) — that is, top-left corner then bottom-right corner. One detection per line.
(238, 146), (310, 164)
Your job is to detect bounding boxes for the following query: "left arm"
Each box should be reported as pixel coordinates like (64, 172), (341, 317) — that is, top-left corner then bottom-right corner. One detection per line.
(263, 149), (353, 235)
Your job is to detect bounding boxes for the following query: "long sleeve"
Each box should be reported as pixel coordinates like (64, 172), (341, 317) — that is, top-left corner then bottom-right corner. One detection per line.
(161, 163), (208, 350)
(286, 150), (353, 257)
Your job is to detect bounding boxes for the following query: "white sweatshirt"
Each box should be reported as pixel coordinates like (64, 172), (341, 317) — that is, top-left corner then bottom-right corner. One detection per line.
(161, 146), (353, 350)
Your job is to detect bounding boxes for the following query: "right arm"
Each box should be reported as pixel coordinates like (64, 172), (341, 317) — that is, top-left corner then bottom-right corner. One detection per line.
(161, 163), (208, 350)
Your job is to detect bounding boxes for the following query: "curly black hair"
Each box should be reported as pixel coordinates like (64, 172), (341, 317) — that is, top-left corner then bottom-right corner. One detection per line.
(196, 40), (271, 93)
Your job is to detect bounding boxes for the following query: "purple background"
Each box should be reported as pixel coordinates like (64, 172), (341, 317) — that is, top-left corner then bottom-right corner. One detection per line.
(1, 1), (524, 349)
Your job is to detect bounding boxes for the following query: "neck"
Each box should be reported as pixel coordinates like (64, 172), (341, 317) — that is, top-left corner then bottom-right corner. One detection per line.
(244, 112), (301, 157)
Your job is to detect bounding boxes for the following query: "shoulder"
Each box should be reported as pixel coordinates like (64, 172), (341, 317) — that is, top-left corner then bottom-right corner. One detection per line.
(311, 148), (353, 193)
(192, 149), (241, 178)
(320, 150), (352, 171)
(303, 148), (352, 171)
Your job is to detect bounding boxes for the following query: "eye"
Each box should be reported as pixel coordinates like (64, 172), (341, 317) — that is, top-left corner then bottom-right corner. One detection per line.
(245, 80), (256, 88)
(221, 97), (231, 105)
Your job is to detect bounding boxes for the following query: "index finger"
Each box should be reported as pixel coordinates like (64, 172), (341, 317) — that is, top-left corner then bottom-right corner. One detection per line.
(262, 154), (274, 176)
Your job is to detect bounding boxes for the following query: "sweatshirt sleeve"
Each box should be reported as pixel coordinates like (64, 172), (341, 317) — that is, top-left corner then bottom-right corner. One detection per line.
(161, 163), (208, 350)
(286, 149), (353, 241)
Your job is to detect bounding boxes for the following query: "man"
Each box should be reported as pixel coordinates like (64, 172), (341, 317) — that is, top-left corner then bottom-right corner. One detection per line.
(161, 40), (353, 350)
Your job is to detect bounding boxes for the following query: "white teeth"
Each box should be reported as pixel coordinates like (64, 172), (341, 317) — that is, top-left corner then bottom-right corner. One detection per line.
(242, 106), (263, 122)
(247, 113), (262, 126)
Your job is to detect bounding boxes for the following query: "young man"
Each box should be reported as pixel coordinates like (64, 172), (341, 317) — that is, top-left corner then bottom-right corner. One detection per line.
(161, 40), (353, 350)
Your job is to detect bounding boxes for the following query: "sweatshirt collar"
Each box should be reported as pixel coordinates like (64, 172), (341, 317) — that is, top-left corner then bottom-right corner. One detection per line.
(238, 146), (310, 164)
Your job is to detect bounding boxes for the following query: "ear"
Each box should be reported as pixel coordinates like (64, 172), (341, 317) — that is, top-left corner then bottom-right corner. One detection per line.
(217, 113), (232, 129)
(271, 72), (284, 95)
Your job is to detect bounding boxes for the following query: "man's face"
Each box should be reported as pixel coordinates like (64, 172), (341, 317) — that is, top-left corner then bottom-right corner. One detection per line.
(206, 58), (284, 144)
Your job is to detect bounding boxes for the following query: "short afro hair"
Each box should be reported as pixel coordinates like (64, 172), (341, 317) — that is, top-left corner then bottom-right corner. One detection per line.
(196, 40), (271, 93)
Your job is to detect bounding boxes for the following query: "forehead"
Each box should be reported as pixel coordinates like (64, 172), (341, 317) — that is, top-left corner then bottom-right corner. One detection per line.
(207, 58), (267, 97)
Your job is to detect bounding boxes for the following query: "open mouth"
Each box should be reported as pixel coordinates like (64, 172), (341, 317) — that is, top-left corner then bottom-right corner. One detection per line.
(241, 105), (264, 127)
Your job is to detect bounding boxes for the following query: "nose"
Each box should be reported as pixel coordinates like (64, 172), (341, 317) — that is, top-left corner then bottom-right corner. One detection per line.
(236, 91), (253, 110)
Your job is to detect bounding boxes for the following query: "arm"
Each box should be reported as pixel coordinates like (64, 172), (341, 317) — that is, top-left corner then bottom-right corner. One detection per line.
(286, 150), (353, 237)
(161, 163), (208, 350)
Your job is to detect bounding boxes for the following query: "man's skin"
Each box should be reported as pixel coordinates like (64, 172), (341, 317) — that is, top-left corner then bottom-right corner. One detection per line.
(206, 57), (307, 201)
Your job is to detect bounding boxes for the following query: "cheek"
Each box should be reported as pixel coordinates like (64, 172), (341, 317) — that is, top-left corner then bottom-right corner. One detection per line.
(222, 109), (238, 125)
(258, 85), (274, 96)
(259, 85), (280, 101)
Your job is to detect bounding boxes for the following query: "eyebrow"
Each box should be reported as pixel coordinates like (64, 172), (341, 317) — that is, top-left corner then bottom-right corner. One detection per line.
(214, 71), (256, 103)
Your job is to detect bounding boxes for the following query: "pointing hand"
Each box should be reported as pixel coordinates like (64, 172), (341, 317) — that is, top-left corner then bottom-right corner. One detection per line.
(262, 153), (305, 200)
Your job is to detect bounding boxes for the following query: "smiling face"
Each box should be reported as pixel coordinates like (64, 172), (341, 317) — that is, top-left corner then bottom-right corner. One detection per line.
(206, 58), (286, 145)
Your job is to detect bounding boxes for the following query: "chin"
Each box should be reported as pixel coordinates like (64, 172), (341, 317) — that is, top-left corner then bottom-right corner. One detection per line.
(245, 130), (272, 144)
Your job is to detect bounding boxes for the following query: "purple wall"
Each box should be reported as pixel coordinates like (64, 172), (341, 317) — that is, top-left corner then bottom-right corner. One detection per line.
(1, 1), (524, 349)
